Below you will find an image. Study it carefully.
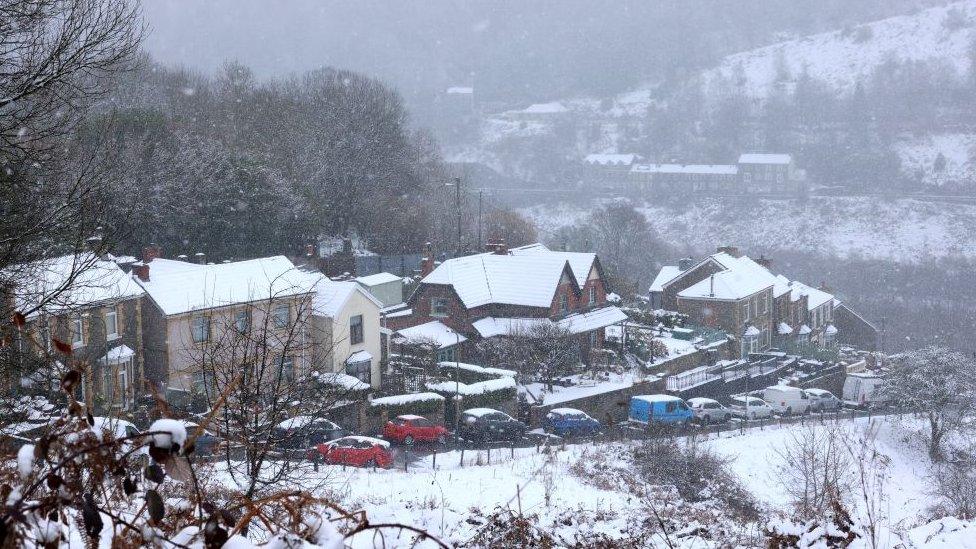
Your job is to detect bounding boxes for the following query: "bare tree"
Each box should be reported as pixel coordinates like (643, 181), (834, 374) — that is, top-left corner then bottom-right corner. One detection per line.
(775, 424), (854, 520)
(882, 346), (976, 460)
(477, 321), (580, 392)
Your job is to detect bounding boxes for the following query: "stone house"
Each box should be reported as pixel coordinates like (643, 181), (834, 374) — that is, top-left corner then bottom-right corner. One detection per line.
(9, 253), (146, 411)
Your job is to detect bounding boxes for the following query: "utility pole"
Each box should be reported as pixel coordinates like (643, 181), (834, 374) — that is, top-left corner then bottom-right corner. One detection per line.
(477, 189), (483, 251)
(453, 177), (462, 257)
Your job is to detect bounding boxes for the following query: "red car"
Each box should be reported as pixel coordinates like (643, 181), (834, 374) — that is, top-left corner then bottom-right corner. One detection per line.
(312, 436), (393, 468)
(382, 414), (449, 445)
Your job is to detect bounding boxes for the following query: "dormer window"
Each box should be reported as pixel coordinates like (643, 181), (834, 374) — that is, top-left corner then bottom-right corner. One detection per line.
(559, 293), (569, 313)
(588, 286), (597, 305)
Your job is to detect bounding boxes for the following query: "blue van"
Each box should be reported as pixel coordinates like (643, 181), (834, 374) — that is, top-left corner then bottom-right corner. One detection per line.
(543, 408), (602, 437)
(629, 395), (693, 425)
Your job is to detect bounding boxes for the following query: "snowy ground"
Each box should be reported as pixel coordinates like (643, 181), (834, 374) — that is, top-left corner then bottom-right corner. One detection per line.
(205, 415), (973, 547)
(521, 197), (976, 263)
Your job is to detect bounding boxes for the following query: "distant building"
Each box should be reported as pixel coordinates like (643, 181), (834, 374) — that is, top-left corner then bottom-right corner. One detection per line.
(507, 101), (570, 122)
(737, 153), (797, 194)
(355, 272), (404, 308)
(583, 153), (643, 191)
(626, 152), (804, 196)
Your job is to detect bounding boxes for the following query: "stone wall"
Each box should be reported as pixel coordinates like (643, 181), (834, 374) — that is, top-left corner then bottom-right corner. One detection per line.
(527, 377), (666, 428)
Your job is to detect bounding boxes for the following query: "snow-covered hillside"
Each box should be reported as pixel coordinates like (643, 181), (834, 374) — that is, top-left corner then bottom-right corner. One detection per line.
(521, 197), (976, 263)
(895, 133), (976, 187)
(703, 1), (976, 98)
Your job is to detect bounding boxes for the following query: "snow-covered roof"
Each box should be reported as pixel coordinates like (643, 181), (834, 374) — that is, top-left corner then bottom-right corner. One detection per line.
(649, 265), (682, 292)
(346, 350), (373, 364)
(13, 253), (146, 319)
(421, 251), (580, 309)
(426, 377), (516, 396)
(395, 321), (467, 349)
(522, 101), (568, 114)
(276, 416), (338, 430)
(777, 322), (794, 335)
(558, 306), (628, 334)
(631, 163), (738, 175)
(396, 414), (426, 420)
(435, 361), (516, 378)
(446, 86), (473, 94)
(687, 397), (719, 406)
(305, 275), (382, 318)
(548, 407), (588, 416)
(797, 324), (812, 335)
(788, 281), (834, 310)
(471, 317), (549, 338)
(137, 256), (314, 316)
(584, 153), (639, 166)
(677, 253), (778, 301)
(743, 325), (761, 337)
(508, 243), (597, 289)
(315, 372), (370, 391)
(101, 345), (135, 363)
(632, 394), (684, 404)
(356, 272), (402, 286)
(825, 324), (838, 335)
(766, 385), (804, 393)
(738, 153), (792, 165)
(370, 392), (445, 407)
(329, 435), (390, 448)
(461, 407), (503, 418)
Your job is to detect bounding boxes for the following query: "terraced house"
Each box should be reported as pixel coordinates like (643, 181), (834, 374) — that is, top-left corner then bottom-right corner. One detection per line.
(650, 247), (877, 356)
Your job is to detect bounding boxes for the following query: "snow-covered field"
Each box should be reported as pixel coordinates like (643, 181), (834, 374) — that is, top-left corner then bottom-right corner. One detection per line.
(521, 197), (976, 263)
(252, 415), (971, 547)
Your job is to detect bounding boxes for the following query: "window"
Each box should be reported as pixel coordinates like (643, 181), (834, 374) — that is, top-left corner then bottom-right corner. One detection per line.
(741, 302), (750, 321)
(280, 356), (295, 382)
(191, 316), (210, 343)
(349, 314), (364, 345)
(588, 285), (597, 304)
(431, 298), (449, 318)
(665, 401), (676, 413)
(235, 310), (250, 333)
(105, 309), (119, 340)
(760, 295), (768, 314)
(192, 370), (215, 396)
(272, 303), (290, 328)
(559, 293), (569, 313)
(346, 359), (371, 384)
(589, 331), (597, 347)
(71, 316), (85, 347)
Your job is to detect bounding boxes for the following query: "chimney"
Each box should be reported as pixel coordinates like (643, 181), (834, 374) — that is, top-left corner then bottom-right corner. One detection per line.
(142, 244), (161, 263)
(678, 257), (693, 271)
(305, 243), (315, 258)
(420, 242), (435, 277)
(194, 252), (206, 264)
(133, 262), (150, 282)
(716, 245), (740, 258)
(177, 254), (188, 262)
(755, 255), (772, 270)
(492, 238), (508, 255)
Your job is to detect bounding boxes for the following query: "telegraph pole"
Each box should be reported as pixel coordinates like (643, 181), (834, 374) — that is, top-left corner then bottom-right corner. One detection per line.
(453, 177), (462, 257)
(477, 189), (483, 251)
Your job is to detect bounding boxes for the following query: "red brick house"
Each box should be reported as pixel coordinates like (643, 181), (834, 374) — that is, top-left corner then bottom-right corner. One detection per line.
(650, 247), (872, 356)
(387, 243), (627, 364)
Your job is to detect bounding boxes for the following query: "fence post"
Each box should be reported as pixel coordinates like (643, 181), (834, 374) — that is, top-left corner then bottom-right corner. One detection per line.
(404, 447), (409, 472)
(460, 447), (464, 467)
(432, 449), (437, 470)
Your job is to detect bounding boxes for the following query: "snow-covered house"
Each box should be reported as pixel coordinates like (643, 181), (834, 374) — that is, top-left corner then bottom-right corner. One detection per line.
(355, 272), (403, 308)
(582, 153), (643, 191)
(133, 249), (317, 401)
(7, 252), (146, 410)
(737, 153), (798, 194)
(650, 246), (866, 355)
(388, 242), (627, 364)
(630, 163), (740, 195)
(303, 275), (385, 389)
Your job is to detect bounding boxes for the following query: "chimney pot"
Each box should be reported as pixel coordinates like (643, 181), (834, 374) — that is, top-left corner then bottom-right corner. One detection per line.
(133, 263), (150, 282)
(194, 252), (206, 264)
(142, 244), (161, 263)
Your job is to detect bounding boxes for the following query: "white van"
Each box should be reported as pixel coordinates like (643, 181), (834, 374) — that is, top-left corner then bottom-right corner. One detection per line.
(842, 372), (884, 408)
(762, 385), (811, 415)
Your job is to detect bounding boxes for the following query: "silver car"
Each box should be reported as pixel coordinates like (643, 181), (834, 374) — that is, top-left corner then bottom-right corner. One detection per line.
(804, 389), (842, 412)
(728, 395), (774, 420)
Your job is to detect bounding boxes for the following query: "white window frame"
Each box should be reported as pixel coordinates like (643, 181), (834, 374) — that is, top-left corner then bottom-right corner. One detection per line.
(588, 285), (597, 304)
(72, 316), (85, 348)
(105, 309), (119, 341)
(741, 301), (750, 322)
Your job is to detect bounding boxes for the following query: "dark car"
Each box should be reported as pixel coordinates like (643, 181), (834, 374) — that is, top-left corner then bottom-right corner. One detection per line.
(457, 408), (527, 443)
(543, 408), (602, 437)
(273, 416), (346, 449)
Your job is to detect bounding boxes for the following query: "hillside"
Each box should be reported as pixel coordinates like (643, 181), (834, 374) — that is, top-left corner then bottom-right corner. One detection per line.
(702, 1), (976, 98)
(522, 197), (976, 264)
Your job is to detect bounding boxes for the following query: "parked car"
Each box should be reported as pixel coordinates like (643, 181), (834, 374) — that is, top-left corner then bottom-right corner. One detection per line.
(842, 372), (885, 409)
(273, 416), (346, 449)
(457, 408), (527, 442)
(383, 414), (449, 445)
(804, 389), (842, 412)
(542, 408), (602, 437)
(628, 395), (693, 426)
(728, 395), (774, 420)
(687, 398), (732, 424)
(180, 421), (222, 456)
(311, 436), (393, 468)
(762, 385), (811, 415)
